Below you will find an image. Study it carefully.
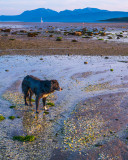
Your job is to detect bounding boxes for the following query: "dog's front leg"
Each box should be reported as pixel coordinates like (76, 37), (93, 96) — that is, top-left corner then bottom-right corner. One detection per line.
(24, 94), (28, 106)
(29, 91), (33, 106)
(35, 95), (40, 113)
(42, 98), (48, 111)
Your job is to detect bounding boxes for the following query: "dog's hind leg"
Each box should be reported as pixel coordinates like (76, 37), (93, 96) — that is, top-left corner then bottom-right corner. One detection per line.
(42, 98), (48, 111)
(43, 97), (46, 106)
(24, 91), (29, 106)
(35, 95), (40, 113)
(29, 90), (33, 106)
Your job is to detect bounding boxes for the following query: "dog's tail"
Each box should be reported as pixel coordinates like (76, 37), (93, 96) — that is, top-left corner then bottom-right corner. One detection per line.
(22, 75), (30, 93)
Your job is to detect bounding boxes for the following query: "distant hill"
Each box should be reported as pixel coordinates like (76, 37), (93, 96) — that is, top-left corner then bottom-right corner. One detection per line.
(101, 17), (128, 22)
(0, 7), (128, 22)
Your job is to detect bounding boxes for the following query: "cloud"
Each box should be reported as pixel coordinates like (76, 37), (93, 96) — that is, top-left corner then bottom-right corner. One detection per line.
(0, 0), (128, 15)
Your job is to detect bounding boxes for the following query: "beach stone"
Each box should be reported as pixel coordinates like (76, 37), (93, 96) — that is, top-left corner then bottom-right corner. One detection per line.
(93, 28), (98, 32)
(100, 32), (106, 36)
(2, 29), (11, 32)
(75, 32), (82, 36)
(108, 36), (113, 39)
(72, 39), (78, 42)
(28, 32), (38, 37)
(87, 32), (93, 36)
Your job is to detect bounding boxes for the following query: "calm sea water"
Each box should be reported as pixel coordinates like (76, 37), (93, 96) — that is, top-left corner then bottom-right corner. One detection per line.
(0, 22), (128, 30)
(0, 22), (84, 29)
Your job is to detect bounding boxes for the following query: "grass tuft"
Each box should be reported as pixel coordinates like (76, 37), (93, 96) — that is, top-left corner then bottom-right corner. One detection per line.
(98, 38), (104, 41)
(31, 99), (35, 102)
(13, 135), (35, 142)
(44, 111), (49, 114)
(27, 99), (35, 102)
(0, 115), (5, 121)
(47, 102), (55, 106)
(9, 116), (15, 120)
(95, 143), (103, 147)
(10, 106), (16, 109)
(56, 37), (62, 41)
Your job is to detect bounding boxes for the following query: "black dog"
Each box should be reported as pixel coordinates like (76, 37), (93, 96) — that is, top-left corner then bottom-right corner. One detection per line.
(22, 75), (62, 113)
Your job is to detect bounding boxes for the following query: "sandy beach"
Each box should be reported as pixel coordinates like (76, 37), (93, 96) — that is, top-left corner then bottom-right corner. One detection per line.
(0, 22), (128, 160)
(0, 55), (128, 159)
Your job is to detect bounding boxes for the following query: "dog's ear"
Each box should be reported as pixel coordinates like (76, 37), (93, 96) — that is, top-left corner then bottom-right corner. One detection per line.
(52, 80), (57, 84)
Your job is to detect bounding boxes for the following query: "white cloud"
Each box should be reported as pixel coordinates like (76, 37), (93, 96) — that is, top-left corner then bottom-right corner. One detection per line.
(0, 0), (128, 15)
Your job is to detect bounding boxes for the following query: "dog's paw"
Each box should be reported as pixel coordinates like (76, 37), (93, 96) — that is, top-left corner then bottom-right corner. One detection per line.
(44, 108), (49, 111)
(44, 106), (49, 111)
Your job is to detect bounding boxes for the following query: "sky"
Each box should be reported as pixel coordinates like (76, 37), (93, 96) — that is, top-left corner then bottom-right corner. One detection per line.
(0, 0), (128, 15)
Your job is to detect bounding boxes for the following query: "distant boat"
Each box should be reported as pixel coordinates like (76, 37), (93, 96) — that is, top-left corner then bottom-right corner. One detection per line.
(41, 17), (43, 23)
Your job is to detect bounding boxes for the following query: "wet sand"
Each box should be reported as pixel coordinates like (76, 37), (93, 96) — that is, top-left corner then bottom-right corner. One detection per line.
(0, 38), (128, 56)
(0, 55), (128, 159)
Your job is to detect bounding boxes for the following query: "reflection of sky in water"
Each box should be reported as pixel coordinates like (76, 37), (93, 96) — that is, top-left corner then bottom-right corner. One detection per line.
(0, 23), (36, 29)
(0, 24), (26, 28)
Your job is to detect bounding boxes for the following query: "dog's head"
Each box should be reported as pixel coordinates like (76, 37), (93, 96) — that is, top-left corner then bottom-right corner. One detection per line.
(51, 80), (62, 91)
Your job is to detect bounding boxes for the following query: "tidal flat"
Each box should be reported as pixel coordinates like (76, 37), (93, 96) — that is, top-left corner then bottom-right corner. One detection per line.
(0, 22), (128, 56)
(0, 55), (128, 159)
(0, 21), (128, 159)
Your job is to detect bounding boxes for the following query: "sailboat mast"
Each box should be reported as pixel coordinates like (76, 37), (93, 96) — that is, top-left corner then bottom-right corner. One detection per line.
(41, 17), (43, 23)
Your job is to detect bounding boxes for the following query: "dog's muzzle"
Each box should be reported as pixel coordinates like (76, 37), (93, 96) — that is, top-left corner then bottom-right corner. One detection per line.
(57, 87), (63, 91)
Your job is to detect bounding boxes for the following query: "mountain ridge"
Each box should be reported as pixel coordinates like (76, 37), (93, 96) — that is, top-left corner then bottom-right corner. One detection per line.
(102, 17), (128, 22)
(0, 7), (128, 22)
